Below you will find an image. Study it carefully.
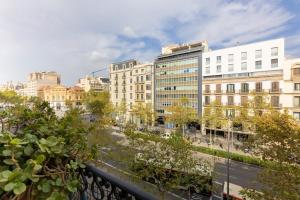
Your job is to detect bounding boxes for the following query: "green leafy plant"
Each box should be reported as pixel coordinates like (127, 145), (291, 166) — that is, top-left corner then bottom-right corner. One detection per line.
(0, 94), (97, 200)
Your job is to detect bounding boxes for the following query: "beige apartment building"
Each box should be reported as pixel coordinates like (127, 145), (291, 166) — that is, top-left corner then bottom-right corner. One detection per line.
(38, 85), (84, 116)
(23, 72), (61, 97)
(109, 60), (153, 122)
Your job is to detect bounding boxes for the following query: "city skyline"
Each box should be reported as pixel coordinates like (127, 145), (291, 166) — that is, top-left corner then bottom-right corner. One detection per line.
(0, 0), (300, 85)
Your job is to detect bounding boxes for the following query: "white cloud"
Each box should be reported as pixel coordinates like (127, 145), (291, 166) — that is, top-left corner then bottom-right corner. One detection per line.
(0, 0), (297, 85)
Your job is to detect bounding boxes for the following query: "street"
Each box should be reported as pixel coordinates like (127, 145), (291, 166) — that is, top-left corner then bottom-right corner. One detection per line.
(96, 127), (263, 199)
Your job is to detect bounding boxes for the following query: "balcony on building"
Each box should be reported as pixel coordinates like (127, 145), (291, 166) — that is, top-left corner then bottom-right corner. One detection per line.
(239, 89), (249, 94)
(269, 88), (282, 93)
(226, 89), (235, 94)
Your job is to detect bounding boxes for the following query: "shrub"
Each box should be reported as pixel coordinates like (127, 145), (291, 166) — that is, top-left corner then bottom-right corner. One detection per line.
(0, 99), (97, 200)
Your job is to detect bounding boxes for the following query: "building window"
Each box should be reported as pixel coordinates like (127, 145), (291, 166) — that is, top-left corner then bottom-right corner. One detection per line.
(137, 94), (139, 100)
(255, 82), (263, 92)
(205, 66), (210, 74)
(241, 62), (247, 71)
(228, 64), (234, 72)
(217, 65), (222, 73)
(294, 96), (300, 107)
(271, 82), (279, 92)
(115, 94), (118, 99)
(294, 83), (300, 91)
(146, 75), (150, 81)
(241, 83), (249, 93)
(135, 70), (138, 73)
(216, 84), (222, 93)
(241, 96), (248, 106)
(141, 94), (144, 100)
(122, 64), (126, 69)
(255, 50), (262, 59)
(130, 93), (132, 99)
(271, 59), (278, 68)
(141, 76), (144, 82)
(205, 96), (210, 105)
(241, 52), (247, 61)
(146, 93), (151, 100)
(226, 109), (235, 118)
(216, 96), (222, 105)
(205, 58), (210, 65)
(146, 84), (151, 90)
(227, 96), (234, 106)
(217, 56), (222, 64)
(141, 85), (144, 91)
(293, 112), (300, 120)
(271, 47), (278, 56)
(136, 77), (139, 82)
(228, 54), (234, 63)
(141, 69), (144, 72)
(255, 60), (262, 69)
(226, 84), (235, 93)
(205, 85), (210, 93)
(129, 63), (133, 68)
(293, 68), (300, 76)
(130, 71), (132, 76)
(271, 96), (279, 107)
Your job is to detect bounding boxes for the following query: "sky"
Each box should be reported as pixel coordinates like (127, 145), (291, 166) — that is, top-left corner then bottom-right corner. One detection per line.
(0, 0), (300, 86)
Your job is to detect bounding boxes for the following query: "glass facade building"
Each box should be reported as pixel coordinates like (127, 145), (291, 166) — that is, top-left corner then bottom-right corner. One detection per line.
(154, 42), (208, 121)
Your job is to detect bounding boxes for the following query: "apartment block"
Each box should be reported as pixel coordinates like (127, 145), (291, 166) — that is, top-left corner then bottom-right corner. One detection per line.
(23, 71), (61, 97)
(201, 38), (300, 126)
(109, 60), (153, 121)
(38, 85), (84, 117)
(76, 76), (110, 92)
(154, 41), (209, 122)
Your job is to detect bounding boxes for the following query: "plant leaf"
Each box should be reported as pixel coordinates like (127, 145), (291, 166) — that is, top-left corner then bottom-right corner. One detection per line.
(13, 182), (26, 195)
(4, 182), (15, 192)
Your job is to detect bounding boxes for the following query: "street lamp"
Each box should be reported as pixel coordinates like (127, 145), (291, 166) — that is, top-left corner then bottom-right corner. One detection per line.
(226, 112), (233, 200)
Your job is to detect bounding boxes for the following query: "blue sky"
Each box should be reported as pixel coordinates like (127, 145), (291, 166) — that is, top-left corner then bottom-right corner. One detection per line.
(0, 0), (299, 85)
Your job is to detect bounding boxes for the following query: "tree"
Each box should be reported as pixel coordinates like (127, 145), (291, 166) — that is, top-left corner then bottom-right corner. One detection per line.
(113, 99), (127, 126)
(200, 101), (227, 146)
(242, 110), (300, 200)
(131, 103), (155, 129)
(83, 91), (113, 128)
(0, 93), (97, 200)
(166, 98), (197, 136)
(126, 130), (212, 199)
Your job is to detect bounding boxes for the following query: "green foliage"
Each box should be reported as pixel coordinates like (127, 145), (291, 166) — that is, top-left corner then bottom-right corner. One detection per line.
(0, 94), (97, 199)
(192, 146), (266, 167)
(131, 103), (155, 128)
(242, 110), (300, 200)
(125, 130), (212, 194)
(166, 98), (197, 135)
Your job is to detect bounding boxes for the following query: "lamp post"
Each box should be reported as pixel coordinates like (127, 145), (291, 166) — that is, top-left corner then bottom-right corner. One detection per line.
(226, 113), (232, 200)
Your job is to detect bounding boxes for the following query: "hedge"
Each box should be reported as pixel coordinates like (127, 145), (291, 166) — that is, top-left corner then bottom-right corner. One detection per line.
(192, 146), (267, 167)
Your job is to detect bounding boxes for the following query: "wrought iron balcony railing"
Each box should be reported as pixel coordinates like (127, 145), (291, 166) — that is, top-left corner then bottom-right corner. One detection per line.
(74, 164), (156, 200)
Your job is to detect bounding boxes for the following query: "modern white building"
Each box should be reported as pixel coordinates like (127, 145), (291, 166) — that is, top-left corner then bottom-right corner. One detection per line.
(201, 38), (300, 135)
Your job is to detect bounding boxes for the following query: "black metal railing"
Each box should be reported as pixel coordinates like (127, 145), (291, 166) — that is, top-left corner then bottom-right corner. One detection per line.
(74, 164), (157, 200)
